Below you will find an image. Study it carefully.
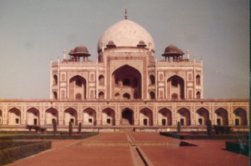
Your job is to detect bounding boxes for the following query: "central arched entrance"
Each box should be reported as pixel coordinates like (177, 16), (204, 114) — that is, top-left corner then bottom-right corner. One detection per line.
(112, 65), (142, 100)
(121, 108), (134, 125)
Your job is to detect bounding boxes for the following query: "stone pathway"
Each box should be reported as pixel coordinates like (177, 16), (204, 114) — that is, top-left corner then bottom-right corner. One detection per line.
(8, 133), (249, 166)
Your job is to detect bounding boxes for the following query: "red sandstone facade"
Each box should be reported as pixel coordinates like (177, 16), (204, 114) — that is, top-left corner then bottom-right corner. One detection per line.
(0, 15), (249, 132)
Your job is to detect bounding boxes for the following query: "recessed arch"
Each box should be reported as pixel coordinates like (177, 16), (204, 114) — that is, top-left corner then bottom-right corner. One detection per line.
(53, 75), (58, 85)
(149, 91), (155, 99)
(121, 108), (134, 125)
(196, 91), (201, 99)
(99, 75), (105, 86)
(149, 75), (155, 85)
(99, 91), (104, 99)
(64, 108), (77, 125)
(69, 75), (87, 100)
(8, 108), (21, 125)
(215, 108), (228, 126)
(158, 108), (172, 126)
(27, 107), (40, 126)
(45, 107), (58, 125)
(139, 108), (153, 126)
(196, 75), (201, 85)
(233, 108), (247, 126)
(102, 108), (115, 125)
(112, 65), (142, 99)
(167, 75), (184, 99)
(196, 107), (209, 125)
(83, 108), (96, 125)
(177, 108), (191, 126)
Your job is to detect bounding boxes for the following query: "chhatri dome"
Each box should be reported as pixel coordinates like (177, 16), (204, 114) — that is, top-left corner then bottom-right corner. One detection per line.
(97, 10), (155, 53)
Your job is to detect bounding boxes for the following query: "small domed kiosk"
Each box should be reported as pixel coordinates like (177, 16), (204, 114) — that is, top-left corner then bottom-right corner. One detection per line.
(69, 45), (90, 61)
(162, 45), (184, 62)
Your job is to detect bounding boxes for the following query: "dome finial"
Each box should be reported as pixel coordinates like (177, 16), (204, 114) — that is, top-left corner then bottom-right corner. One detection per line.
(124, 9), (128, 19)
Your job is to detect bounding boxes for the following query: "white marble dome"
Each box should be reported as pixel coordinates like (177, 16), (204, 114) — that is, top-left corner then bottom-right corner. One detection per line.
(97, 19), (155, 52)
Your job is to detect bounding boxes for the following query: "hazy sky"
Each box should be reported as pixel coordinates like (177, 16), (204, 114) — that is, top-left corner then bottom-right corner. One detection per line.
(0, 0), (249, 99)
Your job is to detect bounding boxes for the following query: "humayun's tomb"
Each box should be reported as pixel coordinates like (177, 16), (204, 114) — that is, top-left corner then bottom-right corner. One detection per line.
(0, 12), (249, 132)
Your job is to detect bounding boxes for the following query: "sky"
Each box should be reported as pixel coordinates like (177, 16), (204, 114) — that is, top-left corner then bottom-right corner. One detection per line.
(0, 0), (249, 99)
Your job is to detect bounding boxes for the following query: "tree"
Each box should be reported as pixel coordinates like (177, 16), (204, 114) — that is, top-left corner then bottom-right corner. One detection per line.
(69, 120), (73, 136)
(78, 122), (82, 134)
(177, 121), (181, 133)
(206, 119), (212, 136)
(52, 119), (57, 135)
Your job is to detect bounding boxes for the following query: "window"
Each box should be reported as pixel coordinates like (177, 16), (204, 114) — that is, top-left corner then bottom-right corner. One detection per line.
(143, 119), (148, 126)
(53, 75), (58, 85)
(235, 119), (239, 126)
(149, 75), (155, 85)
(89, 118), (93, 123)
(123, 79), (130, 86)
(196, 75), (201, 85)
(123, 93), (130, 99)
(53, 92), (58, 100)
(70, 118), (74, 124)
(150, 92), (155, 99)
(16, 118), (19, 124)
(217, 118), (221, 125)
(107, 119), (111, 124)
(162, 119), (166, 126)
(196, 91), (201, 99)
(180, 119), (184, 126)
(99, 75), (104, 86)
(34, 119), (38, 125)
(198, 118), (203, 125)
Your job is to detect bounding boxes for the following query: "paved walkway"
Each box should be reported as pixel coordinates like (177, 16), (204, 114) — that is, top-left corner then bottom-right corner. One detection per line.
(8, 133), (248, 166)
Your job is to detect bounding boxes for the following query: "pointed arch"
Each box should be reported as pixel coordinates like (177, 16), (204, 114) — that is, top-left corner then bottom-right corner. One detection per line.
(8, 108), (21, 125)
(64, 107), (77, 125)
(45, 107), (58, 125)
(233, 108), (247, 126)
(167, 75), (185, 99)
(53, 75), (58, 85)
(69, 75), (87, 100)
(99, 75), (105, 86)
(121, 108), (134, 125)
(112, 65), (142, 99)
(27, 107), (40, 126)
(158, 108), (172, 126)
(196, 75), (201, 85)
(196, 107), (209, 125)
(177, 108), (191, 126)
(139, 108), (153, 126)
(98, 91), (104, 99)
(102, 108), (115, 125)
(83, 108), (96, 125)
(215, 108), (228, 125)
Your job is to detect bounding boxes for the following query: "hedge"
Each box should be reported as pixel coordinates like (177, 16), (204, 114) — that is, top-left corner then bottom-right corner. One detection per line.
(225, 141), (249, 156)
(0, 132), (98, 140)
(160, 132), (249, 140)
(0, 141), (33, 150)
(0, 141), (51, 165)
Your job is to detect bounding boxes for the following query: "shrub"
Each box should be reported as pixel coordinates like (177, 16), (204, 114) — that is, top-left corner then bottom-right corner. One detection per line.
(0, 141), (51, 165)
(225, 141), (248, 156)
